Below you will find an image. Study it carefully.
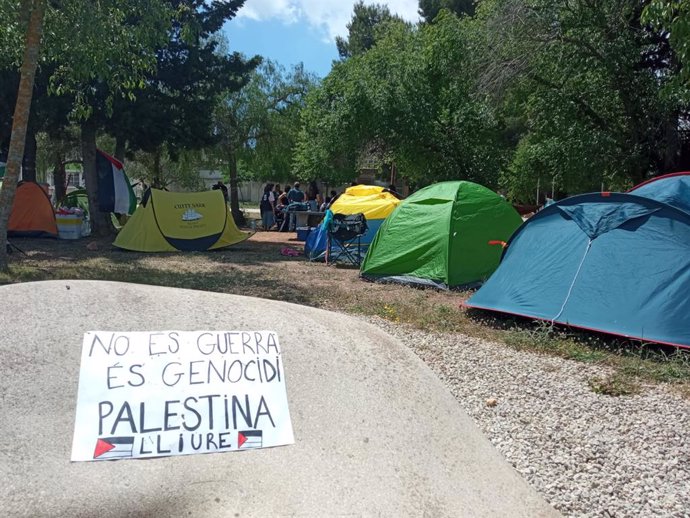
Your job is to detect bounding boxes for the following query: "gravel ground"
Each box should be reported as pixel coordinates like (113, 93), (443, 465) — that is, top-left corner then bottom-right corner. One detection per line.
(364, 316), (690, 518)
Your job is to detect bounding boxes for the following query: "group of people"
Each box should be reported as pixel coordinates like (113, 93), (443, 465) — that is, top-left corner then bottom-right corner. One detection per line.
(260, 181), (339, 231)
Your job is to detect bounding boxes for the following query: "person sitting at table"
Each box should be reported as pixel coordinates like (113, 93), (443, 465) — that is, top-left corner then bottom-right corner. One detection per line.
(287, 182), (305, 230)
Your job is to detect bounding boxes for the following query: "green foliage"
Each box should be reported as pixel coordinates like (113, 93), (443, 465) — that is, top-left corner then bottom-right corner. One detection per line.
(335, 1), (401, 59)
(470, 0), (686, 202)
(125, 148), (207, 190)
(295, 12), (505, 187)
(0, 0), (25, 68)
(643, 0), (690, 84)
(44, 0), (175, 119)
(418, 0), (475, 22)
(108, 1), (258, 156)
(214, 60), (317, 182)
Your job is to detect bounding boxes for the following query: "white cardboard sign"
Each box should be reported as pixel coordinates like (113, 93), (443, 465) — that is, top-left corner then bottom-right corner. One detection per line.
(71, 331), (294, 461)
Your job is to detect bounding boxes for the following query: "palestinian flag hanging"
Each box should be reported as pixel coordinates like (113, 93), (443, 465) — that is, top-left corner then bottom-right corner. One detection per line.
(96, 149), (136, 214)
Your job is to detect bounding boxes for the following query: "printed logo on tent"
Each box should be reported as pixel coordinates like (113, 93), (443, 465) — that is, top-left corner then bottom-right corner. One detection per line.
(181, 209), (203, 222)
(93, 436), (135, 459)
(238, 430), (262, 449)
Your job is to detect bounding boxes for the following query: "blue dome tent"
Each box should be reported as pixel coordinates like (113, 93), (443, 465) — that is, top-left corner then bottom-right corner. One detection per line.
(465, 190), (690, 348)
(628, 171), (690, 212)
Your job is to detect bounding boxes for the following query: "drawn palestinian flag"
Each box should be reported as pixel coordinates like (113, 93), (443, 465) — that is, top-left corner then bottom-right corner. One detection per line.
(238, 430), (263, 450)
(93, 436), (135, 459)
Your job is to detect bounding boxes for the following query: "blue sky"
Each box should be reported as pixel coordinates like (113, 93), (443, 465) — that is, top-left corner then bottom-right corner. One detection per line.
(224, 0), (420, 77)
(225, 17), (338, 77)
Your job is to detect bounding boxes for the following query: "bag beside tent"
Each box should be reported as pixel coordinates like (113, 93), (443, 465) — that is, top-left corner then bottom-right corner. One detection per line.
(465, 192), (690, 348)
(113, 188), (250, 252)
(7, 181), (57, 238)
(361, 181), (522, 289)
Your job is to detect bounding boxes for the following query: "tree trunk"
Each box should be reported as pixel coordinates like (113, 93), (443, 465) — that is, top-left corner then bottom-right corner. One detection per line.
(228, 148), (245, 226)
(663, 112), (680, 173)
(114, 136), (126, 163)
(152, 148), (162, 189)
(53, 152), (66, 203)
(81, 119), (113, 237)
(389, 162), (397, 190)
(22, 126), (37, 182)
(0, 0), (46, 272)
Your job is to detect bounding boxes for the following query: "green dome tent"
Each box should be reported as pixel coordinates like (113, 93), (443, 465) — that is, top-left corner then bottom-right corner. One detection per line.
(360, 181), (522, 289)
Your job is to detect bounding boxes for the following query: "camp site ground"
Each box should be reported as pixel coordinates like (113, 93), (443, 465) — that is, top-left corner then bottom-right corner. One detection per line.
(2, 230), (690, 517)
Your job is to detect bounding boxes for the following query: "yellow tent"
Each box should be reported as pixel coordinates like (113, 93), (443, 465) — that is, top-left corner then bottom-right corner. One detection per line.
(305, 185), (402, 260)
(113, 189), (250, 252)
(329, 185), (401, 220)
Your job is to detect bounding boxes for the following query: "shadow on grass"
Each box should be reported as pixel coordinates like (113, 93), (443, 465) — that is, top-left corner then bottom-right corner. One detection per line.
(4, 262), (320, 307)
(4, 234), (312, 268)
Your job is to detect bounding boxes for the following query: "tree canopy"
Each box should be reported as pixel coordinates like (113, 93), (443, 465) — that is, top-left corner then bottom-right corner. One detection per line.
(418, 0), (475, 22)
(296, 0), (690, 202)
(295, 12), (505, 187)
(335, 1), (403, 59)
(213, 59), (316, 222)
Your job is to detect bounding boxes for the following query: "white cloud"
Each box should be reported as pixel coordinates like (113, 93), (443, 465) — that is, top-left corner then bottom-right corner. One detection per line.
(237, 0), (420, 41)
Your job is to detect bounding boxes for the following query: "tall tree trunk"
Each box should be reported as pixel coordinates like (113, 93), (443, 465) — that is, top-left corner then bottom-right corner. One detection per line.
(228, 148), (245, 226)
(663, 113), (680, 173)
(22, 125), (37, 182)
(114, 136), (126, 163)
(53, 153), (66, 203)
(81, 119), (113, 237)
(0, 0), (46, 271)
(152, 147), (162, 189)
(389, 162), (397, 190)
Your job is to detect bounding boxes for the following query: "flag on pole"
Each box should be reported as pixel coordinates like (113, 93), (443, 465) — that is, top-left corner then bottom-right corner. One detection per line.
(96, 150), (136, 214)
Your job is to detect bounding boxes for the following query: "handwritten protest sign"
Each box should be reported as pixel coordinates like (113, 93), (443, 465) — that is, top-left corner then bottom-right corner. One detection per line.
(71, 331), (294, 462)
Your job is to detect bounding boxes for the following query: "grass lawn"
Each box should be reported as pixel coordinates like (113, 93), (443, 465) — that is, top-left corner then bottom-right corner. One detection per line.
(2, 230), (689, 396)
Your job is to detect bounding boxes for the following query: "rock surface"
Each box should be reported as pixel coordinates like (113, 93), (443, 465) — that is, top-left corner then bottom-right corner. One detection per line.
(0, 280), (556, 518)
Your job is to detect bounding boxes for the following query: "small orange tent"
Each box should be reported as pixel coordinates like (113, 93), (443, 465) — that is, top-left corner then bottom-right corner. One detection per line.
(8, 181), (58, 237)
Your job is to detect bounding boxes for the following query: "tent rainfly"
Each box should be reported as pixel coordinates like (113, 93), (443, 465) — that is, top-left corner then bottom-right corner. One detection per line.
(8, 181), (57, 238)
(361, 181), (522, 289)
(465, 189), (690, 348)
(113, 188), (250, 252)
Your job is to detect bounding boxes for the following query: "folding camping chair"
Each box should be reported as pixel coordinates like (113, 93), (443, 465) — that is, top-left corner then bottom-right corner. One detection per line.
(326, 213), (368, 266)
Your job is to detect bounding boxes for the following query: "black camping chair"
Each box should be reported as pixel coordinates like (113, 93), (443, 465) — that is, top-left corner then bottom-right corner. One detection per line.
(326, 213), (368, 266)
